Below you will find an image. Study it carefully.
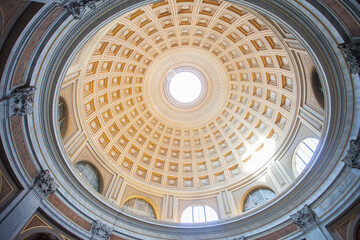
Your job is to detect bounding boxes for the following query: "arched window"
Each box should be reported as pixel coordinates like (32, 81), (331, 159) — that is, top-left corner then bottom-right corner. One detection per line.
(311, 68), (324, 108)
(243, 187), (276, 212)
(294, 138), (319, 174)
(75, 162), (100, 192)
(123, 198), (156, 219)
(181, 205), (218, 223)
(58, 98), (66, 135)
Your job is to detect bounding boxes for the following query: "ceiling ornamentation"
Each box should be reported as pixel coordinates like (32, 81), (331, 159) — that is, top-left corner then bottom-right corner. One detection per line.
(72, 0), (299, 193)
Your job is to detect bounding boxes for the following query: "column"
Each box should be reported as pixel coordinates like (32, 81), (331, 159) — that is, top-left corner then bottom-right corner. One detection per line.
(0, 170), (58, 239)
(290, 204), (328, 240)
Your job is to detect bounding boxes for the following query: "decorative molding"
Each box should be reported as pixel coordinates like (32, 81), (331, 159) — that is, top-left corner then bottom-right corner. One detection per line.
(0, 86), (36, 119)
(91, 220), (112, 240)
(290, 205), (317, 231)
(232, 236), (245, 240)
(33, 170), (59, 199)
(64, 0), (102, 19)
(1, 0), (354, 238)
(338, 40), (360, 74)
(10, 86), (36, 116)
(342, 138), (360, 169)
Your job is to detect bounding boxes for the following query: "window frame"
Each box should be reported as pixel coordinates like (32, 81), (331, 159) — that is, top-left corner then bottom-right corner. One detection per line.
(122, 197), (157, 219)
(58, 97), (67, 136)
(180, 205), (218, 223)
(293, 138), (319, 175)
(243, 187), (276, 212)
(75, 162), (101, 192)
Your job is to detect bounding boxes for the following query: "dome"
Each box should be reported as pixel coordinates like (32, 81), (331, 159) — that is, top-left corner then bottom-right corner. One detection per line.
(0, 0), (359, 239)
(65, 1), (302, 201)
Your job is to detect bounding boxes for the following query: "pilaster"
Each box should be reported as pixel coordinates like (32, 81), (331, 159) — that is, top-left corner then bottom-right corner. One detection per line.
(290, 205), (328, 240)
(0, 170), (58, 239)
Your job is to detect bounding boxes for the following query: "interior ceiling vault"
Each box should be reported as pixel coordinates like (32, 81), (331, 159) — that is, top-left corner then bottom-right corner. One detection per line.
(1, 0), (359, 238)
(65, 0), (302, 194)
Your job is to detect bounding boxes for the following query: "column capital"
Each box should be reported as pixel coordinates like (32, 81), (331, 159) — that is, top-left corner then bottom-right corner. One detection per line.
(338, 39), (360, 74)
(0, 86), (36, 119)
(33, 170), (59, 199)
(91, 220), (113, 240)
(342, 138), (360, 169)
(10, 86), (36, 116)
(64, 0), (102, 19)
(290, 205), (317, 231)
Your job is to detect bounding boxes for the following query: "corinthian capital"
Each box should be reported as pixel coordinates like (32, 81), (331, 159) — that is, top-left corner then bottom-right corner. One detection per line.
(342, 138), (360, 169)
(64, 0), (102, 19)
(290, 205), (317, 231)
(91, 220), (112, 240)
(10, 86), (36, 116)
(34, 170), (58, 199)
(339, 40), (360, 74)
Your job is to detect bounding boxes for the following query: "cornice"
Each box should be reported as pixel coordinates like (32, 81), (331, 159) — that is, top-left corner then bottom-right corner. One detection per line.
(0, 0), (358, 239)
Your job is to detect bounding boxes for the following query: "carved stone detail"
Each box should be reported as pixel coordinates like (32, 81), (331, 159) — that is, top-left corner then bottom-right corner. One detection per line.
(10, 86), (36, 116)
(339, 40), (360, 74)
(0, 86), (36, 119)
(342, 138), (360, 169)
(91, 220), (112, 240)
(33, 170), (58, 199)
(290, 205), (317, 231)
(64, 0), (102, 19)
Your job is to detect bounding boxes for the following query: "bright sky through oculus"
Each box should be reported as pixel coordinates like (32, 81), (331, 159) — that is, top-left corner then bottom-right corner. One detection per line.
(168, 71), (202, 104)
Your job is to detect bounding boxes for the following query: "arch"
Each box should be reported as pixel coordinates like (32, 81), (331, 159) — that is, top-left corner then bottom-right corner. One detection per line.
(24, 233), (60, 240)
(243, 187), (276, 212)
(122, 197), (157, 219)
(58, 97), (67, 137)
(350, 215), (360, 240)
(0, 0), (357, 238)
(15, 227), (63, 240)
(180, 205), (218, 223)
(122, 195), (159, 218)
(75, 161), (101, 192)
(293, 138), (319, 175)
(355, 219), (360, 240)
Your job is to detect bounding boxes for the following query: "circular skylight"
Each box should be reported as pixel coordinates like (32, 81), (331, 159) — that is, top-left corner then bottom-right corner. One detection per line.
(168, 71), (202, 103)
(164, 67), (207, 108)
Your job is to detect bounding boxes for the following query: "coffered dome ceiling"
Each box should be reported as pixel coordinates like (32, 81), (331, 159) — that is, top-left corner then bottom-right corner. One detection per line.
(2, 0), (360, 237)
(64, 0), (303, 198)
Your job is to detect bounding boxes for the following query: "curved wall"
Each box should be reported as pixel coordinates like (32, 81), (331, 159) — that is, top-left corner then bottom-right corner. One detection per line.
(0, 0), (359, 239)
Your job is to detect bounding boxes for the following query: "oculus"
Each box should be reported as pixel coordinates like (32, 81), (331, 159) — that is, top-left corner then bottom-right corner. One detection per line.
(164, 67), (207, 108)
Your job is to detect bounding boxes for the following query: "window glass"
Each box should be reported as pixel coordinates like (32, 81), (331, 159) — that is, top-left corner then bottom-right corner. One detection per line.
(58, 98), (66, 133)
(243, 187), (276, 212)
(312, 69), (324, 107)
(75, 162), (100, 192)
(295, 138), (319, 174)
(123, 198), (156, 219)
(181, 205), (218, 223)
